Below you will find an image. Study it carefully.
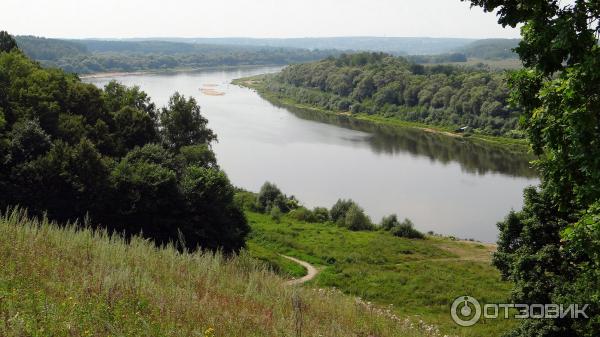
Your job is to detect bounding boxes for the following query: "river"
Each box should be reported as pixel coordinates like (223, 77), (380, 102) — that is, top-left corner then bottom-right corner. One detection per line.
(85, 66), (538, 242)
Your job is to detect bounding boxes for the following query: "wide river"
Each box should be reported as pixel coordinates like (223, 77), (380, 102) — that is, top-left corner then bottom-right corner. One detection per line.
(86, 66), (538, 242)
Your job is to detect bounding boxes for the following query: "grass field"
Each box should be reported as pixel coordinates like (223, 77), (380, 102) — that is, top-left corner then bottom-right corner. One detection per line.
(0, 209), (445, 337)
(0, 206), (517, 337)
(246, 211), (516, 337)
(233, 76), (530, 153)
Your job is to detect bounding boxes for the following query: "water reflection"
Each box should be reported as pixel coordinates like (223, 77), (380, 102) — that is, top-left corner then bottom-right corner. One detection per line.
(280, 104), (537, 178)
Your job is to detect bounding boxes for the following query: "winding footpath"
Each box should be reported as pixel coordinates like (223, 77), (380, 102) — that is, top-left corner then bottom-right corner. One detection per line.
(280, 255), (318, 286)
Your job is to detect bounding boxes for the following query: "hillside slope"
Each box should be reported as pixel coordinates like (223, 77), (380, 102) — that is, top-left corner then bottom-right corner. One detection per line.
(247, 212), (515, 337)
(0, 209), (438, 337)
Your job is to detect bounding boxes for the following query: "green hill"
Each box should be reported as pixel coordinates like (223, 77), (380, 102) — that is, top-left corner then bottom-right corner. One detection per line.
(0, 209), (436, 337)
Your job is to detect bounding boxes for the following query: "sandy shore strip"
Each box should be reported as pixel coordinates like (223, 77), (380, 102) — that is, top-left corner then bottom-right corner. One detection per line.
(80, 71), (149, 79)
(200, 88), (225, 96)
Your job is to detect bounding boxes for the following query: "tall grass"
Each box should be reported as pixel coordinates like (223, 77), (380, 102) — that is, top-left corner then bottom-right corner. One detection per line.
(0, 208), (436, 337)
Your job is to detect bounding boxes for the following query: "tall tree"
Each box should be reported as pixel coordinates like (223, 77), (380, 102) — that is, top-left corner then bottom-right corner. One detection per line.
(159, 93), (216, 150)
(462, 1), (600, 336)
(0, 31), (18, 53)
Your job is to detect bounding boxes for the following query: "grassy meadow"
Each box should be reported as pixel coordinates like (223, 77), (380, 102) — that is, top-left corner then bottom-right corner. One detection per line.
(246, 211), (516, 337)
(0, 208), (454, 337)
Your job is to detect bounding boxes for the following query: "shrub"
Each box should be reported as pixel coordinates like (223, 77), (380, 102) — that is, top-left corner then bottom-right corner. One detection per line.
(234, 190), (258, 211)
(288, 206), (315, 222)
(270, 206), (282, 223)
(390, 219), (424, 239)
(343, 204), (373, 231)
(380, 214), (400, 231)
(312, 207), (330, 222)
(257, 182), (290, 213)
(330, 199), (355, 224)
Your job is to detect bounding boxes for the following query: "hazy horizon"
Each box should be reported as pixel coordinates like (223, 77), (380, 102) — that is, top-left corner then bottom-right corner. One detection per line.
(21, 36), (515, 42)
(3, 0), (521, 40)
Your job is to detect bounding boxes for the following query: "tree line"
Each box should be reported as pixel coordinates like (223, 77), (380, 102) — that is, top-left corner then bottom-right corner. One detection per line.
(0, 32), (249, 252)
(235, 182), (424, 239)
(15, 36), (340, 74)
(265, 52), (523, 137)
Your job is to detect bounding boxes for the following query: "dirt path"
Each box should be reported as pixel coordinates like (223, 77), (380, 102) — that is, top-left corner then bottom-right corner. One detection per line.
(281, 255), (318, 286)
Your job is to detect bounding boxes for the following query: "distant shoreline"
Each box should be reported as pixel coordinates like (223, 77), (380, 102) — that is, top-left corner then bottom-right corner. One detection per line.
(234, 75), (531, 152)
(79, 64), (284, 79)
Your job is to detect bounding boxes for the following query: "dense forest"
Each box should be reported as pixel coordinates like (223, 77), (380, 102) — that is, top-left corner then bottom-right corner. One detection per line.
(406, 53), (468, 64)
(15, 36), (340, 74)
(122, 36), (477, 55)
(0, 32), (249, 252)
(264, 52), (522, 137)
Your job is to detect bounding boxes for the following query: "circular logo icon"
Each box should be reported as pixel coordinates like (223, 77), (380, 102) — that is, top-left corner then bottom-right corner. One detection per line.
(451, 296), (481, 327)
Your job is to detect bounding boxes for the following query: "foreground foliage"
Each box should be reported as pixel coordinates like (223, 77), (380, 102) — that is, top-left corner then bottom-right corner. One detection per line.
(463, 1), (600, 336)
(0, 209), (435, 337)
(0, 33), (248, 252)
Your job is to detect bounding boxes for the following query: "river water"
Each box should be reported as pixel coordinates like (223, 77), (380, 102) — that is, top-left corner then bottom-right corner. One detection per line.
(85, 66), (538, 242)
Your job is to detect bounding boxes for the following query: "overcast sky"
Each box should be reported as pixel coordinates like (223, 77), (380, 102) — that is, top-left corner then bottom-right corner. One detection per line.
(2, 0), (521, 39)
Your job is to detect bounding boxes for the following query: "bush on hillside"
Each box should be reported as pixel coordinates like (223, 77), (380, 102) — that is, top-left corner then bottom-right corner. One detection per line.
(312, 207), (330, 222)
(270, 206), (282, 223)
(330, 199), (356, 225)
(343, 204), (373, 231)
(233, 190), (259, 211)
(389, 218), (425, 239)
(256, 181), (298, 213)
(380, 214), (401, 231)
(288, 206), (316, 222)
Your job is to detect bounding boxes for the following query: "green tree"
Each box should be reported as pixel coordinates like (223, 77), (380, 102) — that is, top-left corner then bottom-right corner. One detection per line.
(111, 106), (159, 155)
(159, 93), (216, 150)
(0, 31), (18, 53)
(312, 207), (330, 222)
(380, 214), (400, 231)
(389, 218), (424, 239)
(256, 181), (290, 213)
(343, 204), (372, 231)
(179, 165), (249, 251)
(179, 144), (217, 168)
(464, 1), (600, 336)
(8, 119), (52, 163)
(330, 199), (356, 225)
